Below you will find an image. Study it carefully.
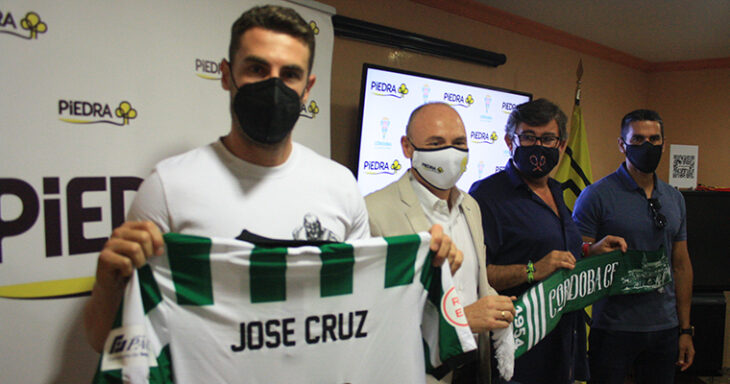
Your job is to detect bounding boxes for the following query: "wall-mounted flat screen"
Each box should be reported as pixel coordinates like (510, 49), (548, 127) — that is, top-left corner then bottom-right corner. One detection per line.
(355, 64), (532, 196)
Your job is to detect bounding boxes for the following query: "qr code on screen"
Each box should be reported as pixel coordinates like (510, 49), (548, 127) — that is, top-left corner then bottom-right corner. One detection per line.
(672, 155), (695, 179)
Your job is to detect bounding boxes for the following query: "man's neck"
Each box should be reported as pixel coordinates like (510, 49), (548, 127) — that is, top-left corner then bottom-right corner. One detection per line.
(222, 129), (292, 167)
(625, 160), (655, 197)
(411, 169), (456, 209)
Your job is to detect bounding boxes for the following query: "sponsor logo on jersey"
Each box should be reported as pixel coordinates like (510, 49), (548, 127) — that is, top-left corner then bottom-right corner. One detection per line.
(195, 58), (222, 80)
(370, 80), (409, 99)
(362, 159), (402, 175)
(0, 10), (47, 40)
(58, 99), (138, 126)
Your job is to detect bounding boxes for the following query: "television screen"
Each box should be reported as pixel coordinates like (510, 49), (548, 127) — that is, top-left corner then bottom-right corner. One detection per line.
(681, 191), (730, 292)
(355, 64), (531, 197)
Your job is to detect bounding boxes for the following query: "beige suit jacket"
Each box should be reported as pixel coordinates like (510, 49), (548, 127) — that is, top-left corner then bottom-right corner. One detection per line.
(365, 172), (497, 298)
(365, 172), (496, 383)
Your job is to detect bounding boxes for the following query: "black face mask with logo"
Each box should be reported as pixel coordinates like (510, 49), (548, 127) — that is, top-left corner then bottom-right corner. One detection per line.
(512, 145), (560, 179)
(624, 141), (663, 173)
(232, 77), (302, 145)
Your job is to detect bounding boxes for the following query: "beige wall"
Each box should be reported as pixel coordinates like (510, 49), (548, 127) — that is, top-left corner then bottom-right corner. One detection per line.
(319, 0), (730, 369)
(649, 68), (730, 187)
(321, 0), (728, 187)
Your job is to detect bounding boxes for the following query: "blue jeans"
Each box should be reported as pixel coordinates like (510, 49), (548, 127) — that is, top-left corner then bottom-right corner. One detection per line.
(588, 327), (679, 384)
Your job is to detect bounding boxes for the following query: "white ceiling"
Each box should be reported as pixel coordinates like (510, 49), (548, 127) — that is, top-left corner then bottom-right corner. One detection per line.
(474, 0), (730, 63)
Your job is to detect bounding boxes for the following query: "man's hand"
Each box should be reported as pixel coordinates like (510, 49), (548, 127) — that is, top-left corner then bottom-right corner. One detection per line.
(533, 250), (575, 281)
(463, 295), (516, 333)
(85, 220), (164, 352)
(676, 334), (695, 371)
(427, 224), (463, 275)
(96, 221), (165, 292)
(588, 235), (627, 256)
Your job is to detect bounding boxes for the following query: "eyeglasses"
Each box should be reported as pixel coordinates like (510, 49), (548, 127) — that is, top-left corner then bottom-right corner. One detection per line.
(647, 198), (666, 229)
(513, 133), (561, 148)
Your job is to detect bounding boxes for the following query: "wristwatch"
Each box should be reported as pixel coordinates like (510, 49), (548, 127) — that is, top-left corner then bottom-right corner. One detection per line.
(679, 326), (694, 337)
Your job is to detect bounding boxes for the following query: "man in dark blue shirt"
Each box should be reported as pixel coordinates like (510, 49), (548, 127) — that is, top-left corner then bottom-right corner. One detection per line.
(573, 109), (695, 383)
(470, 98), (625, 384)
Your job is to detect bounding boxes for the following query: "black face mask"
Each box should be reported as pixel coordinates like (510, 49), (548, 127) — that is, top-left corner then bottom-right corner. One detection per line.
(232, 77), (302, 144)
(512, 145), (560, 179)
(624, 141), (662, 173)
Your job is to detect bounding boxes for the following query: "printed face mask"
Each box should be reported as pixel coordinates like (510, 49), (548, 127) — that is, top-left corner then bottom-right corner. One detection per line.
(410, 140), (469, 190)
(232, 77), (302, 144)
(512, 145), (559, 179)
(624, 141), (662, 173)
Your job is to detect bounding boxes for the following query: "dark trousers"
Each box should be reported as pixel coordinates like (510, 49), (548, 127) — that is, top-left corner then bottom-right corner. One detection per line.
(588, 327), (679, 384)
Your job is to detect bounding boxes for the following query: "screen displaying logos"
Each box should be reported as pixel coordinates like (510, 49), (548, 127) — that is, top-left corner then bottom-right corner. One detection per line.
(356, 64), (532, 196)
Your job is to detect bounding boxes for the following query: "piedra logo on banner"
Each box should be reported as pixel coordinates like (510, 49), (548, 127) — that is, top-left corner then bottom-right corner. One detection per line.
(195, 58), (222, 80)
(300, 100), (319, 120)
(362, 159), (402, 175)
(0, 10), (47, 40)
(59, 99), (138, 126)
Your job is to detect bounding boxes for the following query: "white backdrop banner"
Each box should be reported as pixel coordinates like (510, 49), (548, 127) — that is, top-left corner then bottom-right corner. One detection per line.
(0, 1), (335, 382)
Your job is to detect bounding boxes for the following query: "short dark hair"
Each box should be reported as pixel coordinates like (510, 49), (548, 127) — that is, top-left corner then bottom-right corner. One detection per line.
(229, 5), (315, 73)
(505, 98), (567, 140)
(620, 109), (664, 140)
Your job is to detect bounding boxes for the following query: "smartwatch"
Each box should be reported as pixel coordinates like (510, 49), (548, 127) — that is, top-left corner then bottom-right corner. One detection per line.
(679, 326), (694, 337)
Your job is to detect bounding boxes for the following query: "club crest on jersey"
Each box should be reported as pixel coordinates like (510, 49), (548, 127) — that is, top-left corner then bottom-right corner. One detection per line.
(441, 286), (469, 327)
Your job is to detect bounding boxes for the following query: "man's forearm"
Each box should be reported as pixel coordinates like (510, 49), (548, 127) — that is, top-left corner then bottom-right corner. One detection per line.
(672, 241), (694, 328)
(486, 264), (528, 292)
(674, 263), (693, 328)
(83, 283), (124, 353)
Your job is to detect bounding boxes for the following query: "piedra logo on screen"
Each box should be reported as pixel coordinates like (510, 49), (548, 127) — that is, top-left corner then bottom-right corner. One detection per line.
(370, 80), (409, 99)
(0, 10), (47, 40)
(58, 100), (138, 126)
(443, 91), (474, 108)
(363, 159), (402, 175)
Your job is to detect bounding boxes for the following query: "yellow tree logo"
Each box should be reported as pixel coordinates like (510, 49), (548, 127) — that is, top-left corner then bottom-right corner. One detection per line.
(465, 94), (475, 106)
(307, 101), (319, 116)
(20, 12), (47, 39)
(309, 21), (320, 35)
(398, 83), (409, 97)
(391, 160), (402, 172)
(115, 101), (137, 125)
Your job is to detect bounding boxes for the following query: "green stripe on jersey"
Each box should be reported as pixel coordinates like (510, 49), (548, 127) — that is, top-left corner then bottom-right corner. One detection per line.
(138, 264), (162, 314)
(319, 243), (355, 297)
(250, 247), (287, 303)
(384, 234), (420, 287)
(164, 233), (213, 306)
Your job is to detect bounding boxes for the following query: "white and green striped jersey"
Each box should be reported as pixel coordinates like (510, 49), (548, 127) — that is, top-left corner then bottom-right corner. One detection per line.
(93, 232), (476, 384)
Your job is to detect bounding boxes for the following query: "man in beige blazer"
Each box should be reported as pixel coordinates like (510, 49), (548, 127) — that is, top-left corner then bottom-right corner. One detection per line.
(365, 102), (515, 384)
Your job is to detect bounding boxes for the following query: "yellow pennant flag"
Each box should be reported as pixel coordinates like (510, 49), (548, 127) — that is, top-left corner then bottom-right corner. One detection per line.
(555, 60), (592, 211)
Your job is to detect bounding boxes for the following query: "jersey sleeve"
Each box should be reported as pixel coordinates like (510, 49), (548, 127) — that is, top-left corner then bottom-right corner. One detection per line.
(126, 170), (171, 233)
(422, 262), (478, 379)
(93, 264), (172, 384)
